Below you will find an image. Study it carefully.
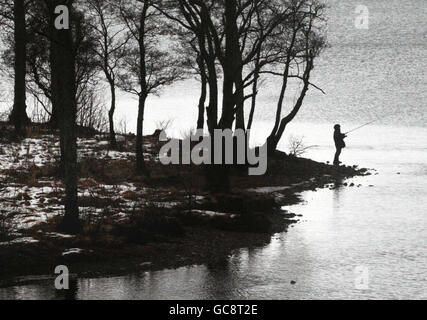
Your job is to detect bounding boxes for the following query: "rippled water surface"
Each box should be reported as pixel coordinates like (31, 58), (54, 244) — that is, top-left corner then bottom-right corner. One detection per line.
(0, 0), (426, 300)
(111, 0), (427, 134)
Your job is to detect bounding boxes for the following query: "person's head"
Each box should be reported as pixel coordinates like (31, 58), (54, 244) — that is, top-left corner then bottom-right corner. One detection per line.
(334, 124), (341, 132)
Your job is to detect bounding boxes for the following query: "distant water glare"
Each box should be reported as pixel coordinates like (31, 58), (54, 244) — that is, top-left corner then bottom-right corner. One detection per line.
(112, 0), (427, 136)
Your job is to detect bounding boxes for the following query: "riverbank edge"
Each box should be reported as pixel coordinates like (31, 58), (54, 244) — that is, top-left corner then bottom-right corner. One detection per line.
(0, 123), (371, 288)
(0, 166), (369, 289)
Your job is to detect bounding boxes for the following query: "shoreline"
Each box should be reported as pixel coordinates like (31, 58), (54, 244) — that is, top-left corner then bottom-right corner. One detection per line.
(0, 123), (371, 288)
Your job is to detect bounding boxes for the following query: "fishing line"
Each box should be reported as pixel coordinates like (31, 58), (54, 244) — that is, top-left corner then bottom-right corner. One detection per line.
(344, 111), (399, 135)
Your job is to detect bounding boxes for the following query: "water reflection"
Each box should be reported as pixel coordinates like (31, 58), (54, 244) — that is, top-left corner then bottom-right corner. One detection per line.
(332, 183), (341, 207)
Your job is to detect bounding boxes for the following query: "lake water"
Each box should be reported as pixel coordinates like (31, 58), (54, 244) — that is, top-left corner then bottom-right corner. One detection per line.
(0, 0), (426, 299)
(112, 0), (427, 137)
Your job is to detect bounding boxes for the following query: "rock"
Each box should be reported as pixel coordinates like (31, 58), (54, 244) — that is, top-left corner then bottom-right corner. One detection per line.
(290, 281), (296, 285)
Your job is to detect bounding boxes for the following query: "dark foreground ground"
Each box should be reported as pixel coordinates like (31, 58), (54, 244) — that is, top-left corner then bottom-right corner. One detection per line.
(0, 123), (371, 287)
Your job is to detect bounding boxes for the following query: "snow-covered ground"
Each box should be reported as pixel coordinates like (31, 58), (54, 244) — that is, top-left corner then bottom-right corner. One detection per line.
(0, 136), (59, 171)
(0, 135), (179, 234)
(0, 134), (235, 248)
(0, 135), (158, 172)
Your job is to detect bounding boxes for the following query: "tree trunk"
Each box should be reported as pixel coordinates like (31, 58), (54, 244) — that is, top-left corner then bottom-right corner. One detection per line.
(268, 62), (291, 141)
(234, 68), (245, 130)
(205, 134), (230, 193)
(207, 0), (239, 192)
(266, 70), (288, 154)
(136, 94), (147, 173)
(108, 82), (117, 148)
(134, 4), (150, 176)
(206, 56), (218, 135)
(219, 0), (239, 130)
(49, 1), (81, 234)
(247, 51), (261, 130)
(267, 29), (298, 143)
(198, 14), (217, 135)
(267, 60), (313, 154)
(9, 0), (29, 136)
(49, 100), (61, 129)
(196, 56), (206, 130)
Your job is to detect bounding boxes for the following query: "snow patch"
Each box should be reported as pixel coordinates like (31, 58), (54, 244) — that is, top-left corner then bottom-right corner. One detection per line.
(62, 248), (83, 256)
(0, 237), (39, 246)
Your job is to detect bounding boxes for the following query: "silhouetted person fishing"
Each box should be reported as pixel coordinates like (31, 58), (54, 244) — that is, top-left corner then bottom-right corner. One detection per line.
(333, 124), (347, 165)
(331, 116), (392, 165)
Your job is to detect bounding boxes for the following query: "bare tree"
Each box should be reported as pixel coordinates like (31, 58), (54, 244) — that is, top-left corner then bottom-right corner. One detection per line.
(264, 0), (326, 154)
(0, 0), (30, 135)
(86, 0), (130, 148)
(154, 0), (219, 134)
(77, 85), (108, 131)
(45, 0), (81, 233)
(175, 32), (207, 130)
(156, 0), (290, 190)
(13, 1), (100, 129)
(117, 0), (185, 174)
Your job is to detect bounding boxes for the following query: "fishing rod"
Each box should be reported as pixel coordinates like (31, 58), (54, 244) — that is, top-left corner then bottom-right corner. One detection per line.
(344, 119), (379, 135)
(344, 111), (400, 135)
